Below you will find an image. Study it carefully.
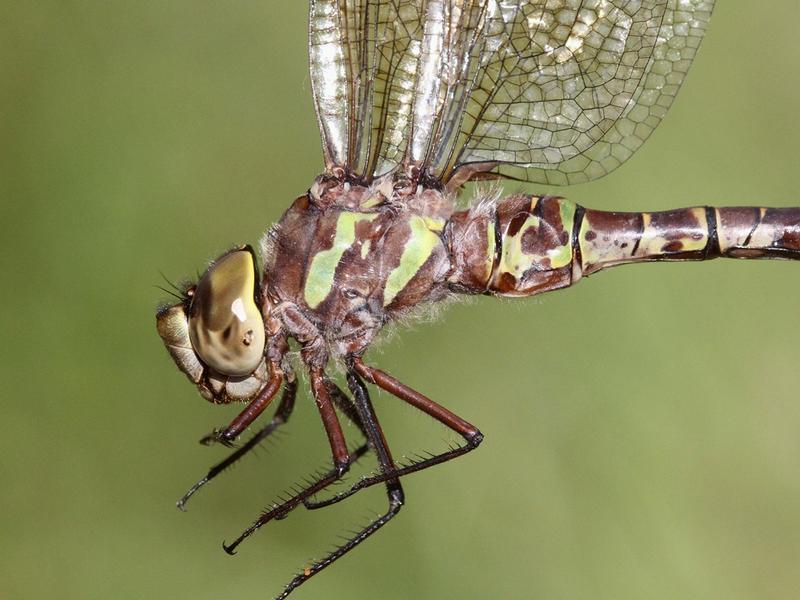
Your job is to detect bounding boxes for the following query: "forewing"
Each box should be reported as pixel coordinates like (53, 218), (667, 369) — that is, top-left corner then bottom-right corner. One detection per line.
(308, 0), (715, 187)
(309, 0), (425, 178)
(444, 0), (716, 185)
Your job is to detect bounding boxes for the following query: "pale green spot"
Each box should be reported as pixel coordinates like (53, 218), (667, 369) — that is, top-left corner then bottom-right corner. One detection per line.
(499, 216), (539, 275)
(422, 215), (445, 232)
(361, 196), (383, 209)
(383, 216), (441, 306)
(548, 244), (571, 268)
(304, 212), (377, 309)
(549, 200), (576, 268)
(484, 219), (496, 279)
(360, 239), (371, 260)
(578, 214), (599, 267)
(559, 199), (577, 236)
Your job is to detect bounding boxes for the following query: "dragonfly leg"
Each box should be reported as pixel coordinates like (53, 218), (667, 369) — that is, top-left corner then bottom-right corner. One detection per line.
(221, 367), (367, 554)
(276, 368), (403, 599)
(326, 379), (368, 439)
(198, 367), (284, 447)
(304, 357), (482, 510)
(177, 376), (298, 511)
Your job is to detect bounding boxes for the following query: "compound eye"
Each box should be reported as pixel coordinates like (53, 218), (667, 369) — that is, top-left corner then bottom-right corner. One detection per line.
(188, 249), (265, 376)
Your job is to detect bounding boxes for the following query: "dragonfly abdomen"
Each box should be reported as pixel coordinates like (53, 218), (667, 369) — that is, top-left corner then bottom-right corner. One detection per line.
(579, 205), (800, 273)
(447, 194), (579, 297)
(448, 196), (800, 297)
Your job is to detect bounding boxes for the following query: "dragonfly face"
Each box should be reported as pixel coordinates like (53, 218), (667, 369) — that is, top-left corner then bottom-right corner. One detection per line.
(153, 2), (799, 598)
(156, 245), (272, 404)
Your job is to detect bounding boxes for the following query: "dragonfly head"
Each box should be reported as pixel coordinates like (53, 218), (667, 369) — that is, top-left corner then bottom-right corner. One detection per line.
(156, 246), (270, 404)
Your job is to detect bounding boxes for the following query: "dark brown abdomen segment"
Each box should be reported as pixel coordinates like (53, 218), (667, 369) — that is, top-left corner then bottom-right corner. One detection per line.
(579, 206), (800, 276)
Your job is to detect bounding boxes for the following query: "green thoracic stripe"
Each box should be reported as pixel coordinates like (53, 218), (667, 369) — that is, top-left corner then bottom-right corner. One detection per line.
(383, 215), (441, 306)
(304, 212), (378, 309)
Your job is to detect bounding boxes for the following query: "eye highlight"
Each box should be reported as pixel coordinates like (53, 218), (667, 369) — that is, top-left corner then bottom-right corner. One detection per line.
(188, 249), (266, 377)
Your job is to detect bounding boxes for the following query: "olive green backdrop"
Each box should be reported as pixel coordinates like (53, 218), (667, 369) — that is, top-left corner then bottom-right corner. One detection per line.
(3, 3), (799, 599)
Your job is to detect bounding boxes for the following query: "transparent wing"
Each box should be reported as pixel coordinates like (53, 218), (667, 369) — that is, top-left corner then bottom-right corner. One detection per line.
(308, 0), (715, 187)
(446, 0), (716, 186)
(309, 0), (426, 179)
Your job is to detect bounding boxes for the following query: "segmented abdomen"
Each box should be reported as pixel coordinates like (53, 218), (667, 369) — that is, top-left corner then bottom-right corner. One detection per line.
(447, 195), (800, 297)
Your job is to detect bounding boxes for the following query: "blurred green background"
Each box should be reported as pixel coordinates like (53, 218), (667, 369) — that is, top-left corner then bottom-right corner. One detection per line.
(2, 2), (799, 599)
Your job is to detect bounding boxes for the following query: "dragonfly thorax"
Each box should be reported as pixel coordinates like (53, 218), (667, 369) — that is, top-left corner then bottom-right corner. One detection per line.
(263, 179), (455, 359)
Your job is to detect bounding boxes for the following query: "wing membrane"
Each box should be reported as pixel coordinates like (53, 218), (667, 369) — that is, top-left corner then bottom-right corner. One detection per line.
(308, 0), (715, 187)
(309, 0), (425, 178)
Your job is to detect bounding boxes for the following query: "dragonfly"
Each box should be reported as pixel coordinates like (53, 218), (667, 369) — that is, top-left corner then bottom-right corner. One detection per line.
(156, 1), (800, 598)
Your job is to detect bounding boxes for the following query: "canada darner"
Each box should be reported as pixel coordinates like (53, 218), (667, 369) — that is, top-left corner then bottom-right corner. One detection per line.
(156, 1), (799, 597)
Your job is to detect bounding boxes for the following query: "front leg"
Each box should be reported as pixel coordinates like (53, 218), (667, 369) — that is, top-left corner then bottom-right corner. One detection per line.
(305, 358), (483, 509)
(199, 366), (284, 447)
(274, 367), (405, 599)
(177, 376), (297, 511)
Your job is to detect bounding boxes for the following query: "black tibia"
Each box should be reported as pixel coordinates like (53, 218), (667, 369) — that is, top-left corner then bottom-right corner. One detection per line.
(275, 370), (404, 600)
(222, 379), (372, 555)
(346, 370), (398, 474)
(177, 378), (298, 511)
(326, 379), (368, 438)
(305, 359), (483, 510)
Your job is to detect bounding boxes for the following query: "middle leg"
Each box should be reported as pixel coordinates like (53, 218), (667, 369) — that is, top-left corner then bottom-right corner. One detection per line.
(305, 358), (483, 509)
(274, 368), (404, 599)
